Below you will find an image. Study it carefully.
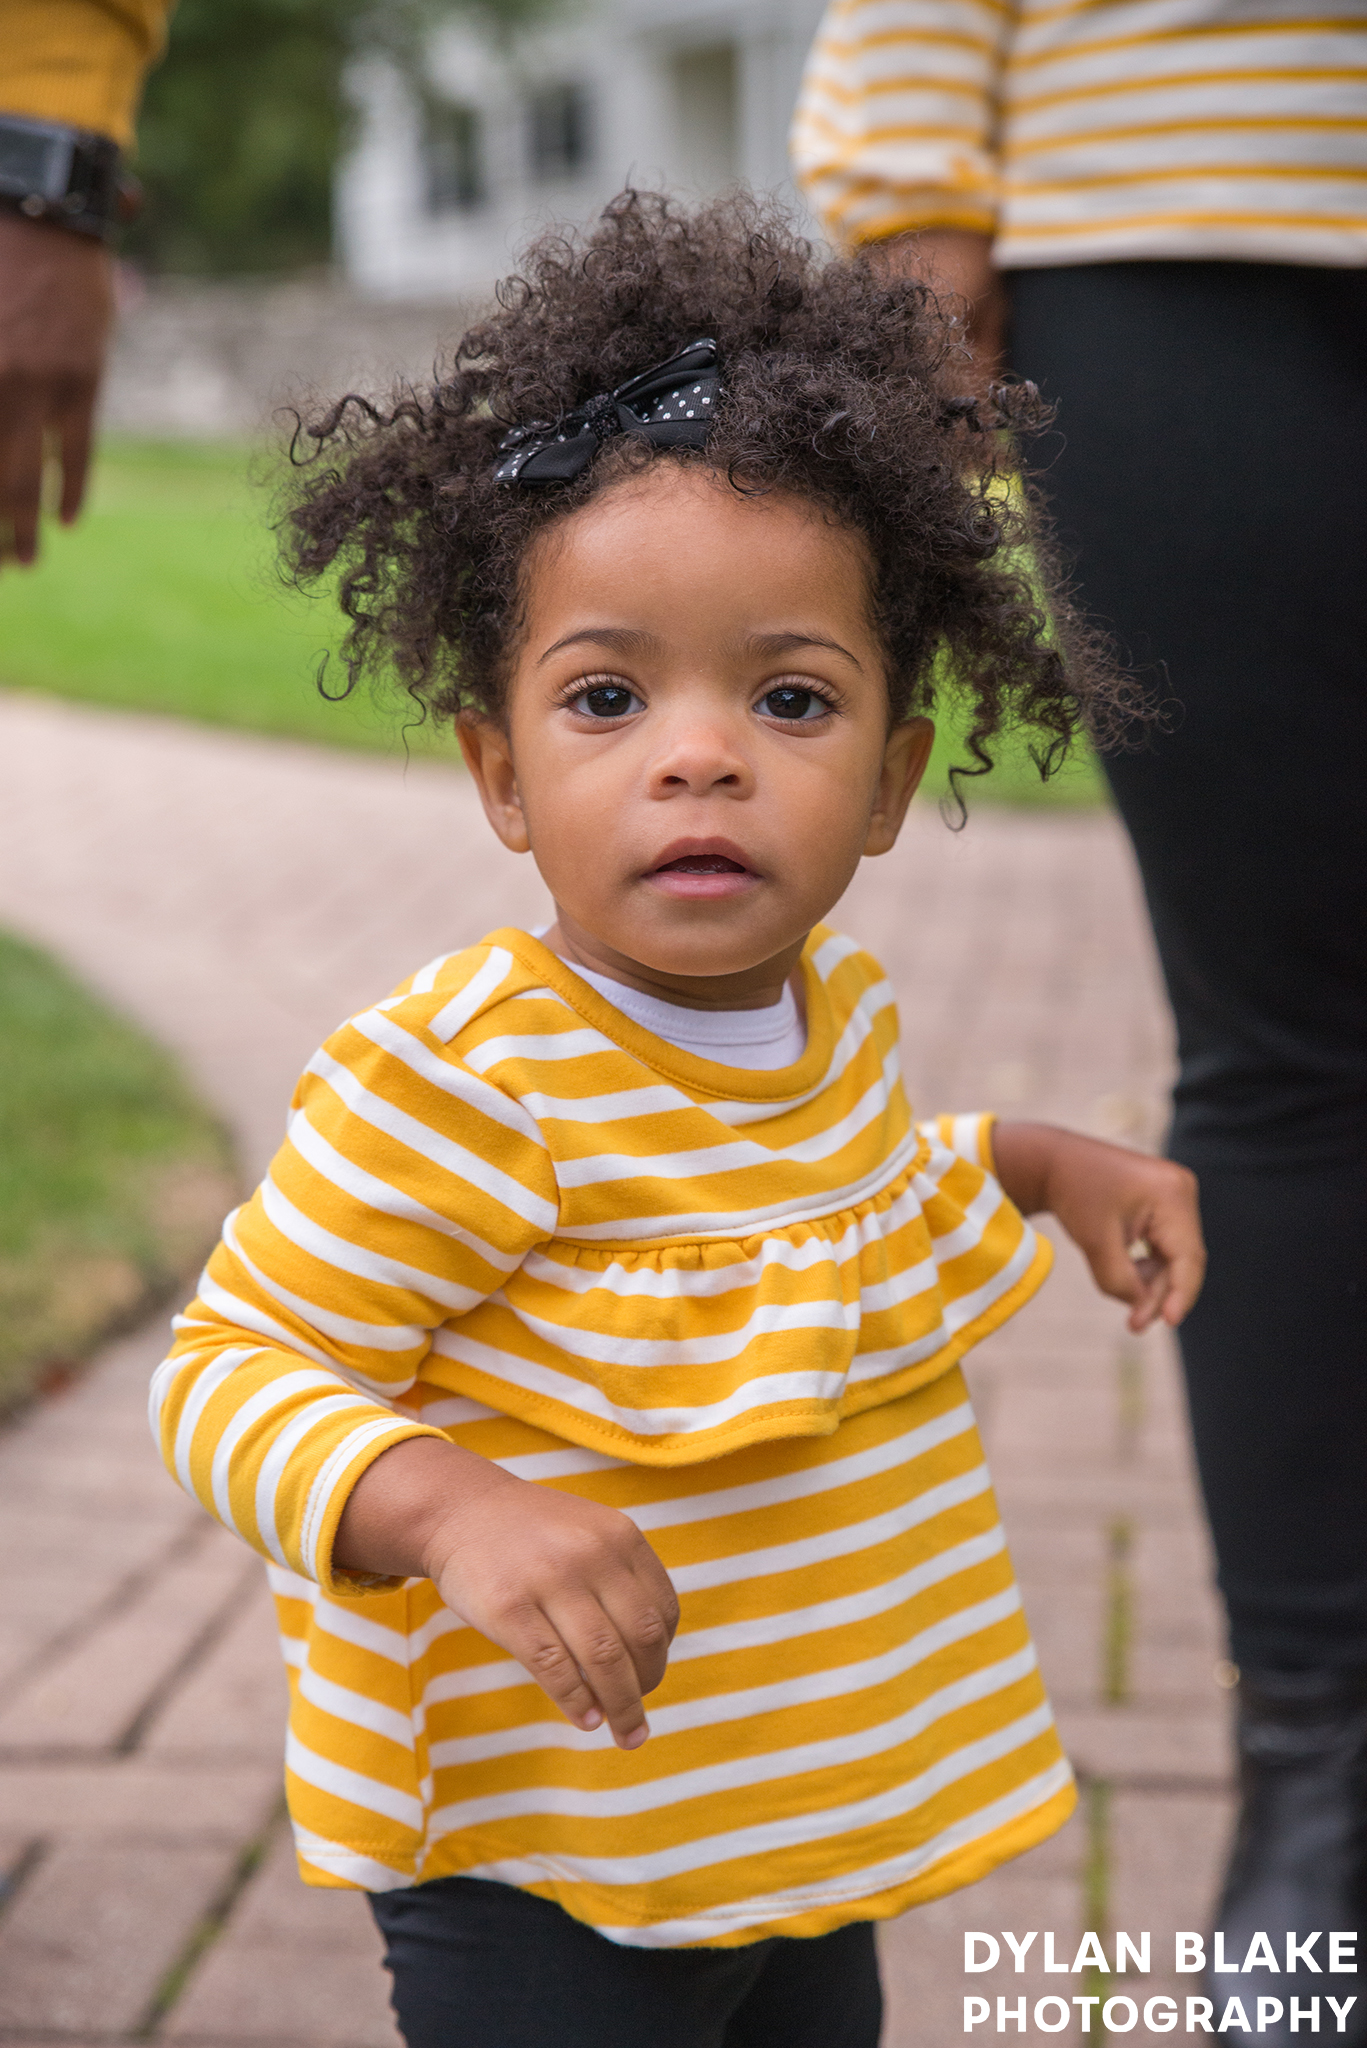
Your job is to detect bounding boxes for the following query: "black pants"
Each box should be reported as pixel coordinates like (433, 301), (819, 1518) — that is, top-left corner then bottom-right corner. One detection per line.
(1009, 262), (1367, 1672)
(369, 1875), (883, 2048)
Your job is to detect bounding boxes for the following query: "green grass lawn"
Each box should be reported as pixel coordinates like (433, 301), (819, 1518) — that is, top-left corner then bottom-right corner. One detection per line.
(0, 438), (447, 754)
(0, 931), (235, 1414)
(0, 437), (1107, 805)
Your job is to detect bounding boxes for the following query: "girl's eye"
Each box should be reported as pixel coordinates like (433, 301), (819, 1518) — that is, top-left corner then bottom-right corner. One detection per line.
(761, 685), (832, 722)
(571, 683), (642, 719)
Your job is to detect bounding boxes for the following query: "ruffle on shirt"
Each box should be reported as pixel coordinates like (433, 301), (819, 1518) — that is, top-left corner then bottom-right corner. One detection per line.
(410, 1115), (1052, 1465)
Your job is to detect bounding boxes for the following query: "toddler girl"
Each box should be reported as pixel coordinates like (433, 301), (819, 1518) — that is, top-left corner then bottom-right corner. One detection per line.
(153, 194), (1203, 2047)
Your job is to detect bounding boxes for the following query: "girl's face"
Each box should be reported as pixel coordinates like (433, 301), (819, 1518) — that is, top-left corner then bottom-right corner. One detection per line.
(460, 465), (933, 1006)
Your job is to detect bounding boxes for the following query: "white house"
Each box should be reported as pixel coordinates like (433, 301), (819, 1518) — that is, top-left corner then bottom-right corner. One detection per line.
(337, 0), (829, 301)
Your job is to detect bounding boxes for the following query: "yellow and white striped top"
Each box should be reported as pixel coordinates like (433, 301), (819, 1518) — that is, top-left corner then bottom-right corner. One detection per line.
(791, 0), (1367, 268)
(152, 926), (1072, 1946)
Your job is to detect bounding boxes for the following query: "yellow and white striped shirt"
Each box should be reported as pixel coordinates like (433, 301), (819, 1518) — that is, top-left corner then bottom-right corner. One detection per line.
(791, 0), (1367, 268)
(152, 926), (1072, 1946)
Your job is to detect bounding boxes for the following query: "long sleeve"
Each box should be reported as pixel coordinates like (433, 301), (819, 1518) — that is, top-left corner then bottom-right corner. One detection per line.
(0, 0), (174, 147)
(793, 0), (1367, 269)
(790, 0), (1017, 250)
(150, 975), (561, 1598)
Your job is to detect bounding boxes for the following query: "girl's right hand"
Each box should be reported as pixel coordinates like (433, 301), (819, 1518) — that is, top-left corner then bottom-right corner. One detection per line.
(334, 1435), (679, 1750)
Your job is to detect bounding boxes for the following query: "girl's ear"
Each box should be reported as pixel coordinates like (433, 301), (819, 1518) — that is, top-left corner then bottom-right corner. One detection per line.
(864, 715), (935, 856)
(458, 714), (531, 854)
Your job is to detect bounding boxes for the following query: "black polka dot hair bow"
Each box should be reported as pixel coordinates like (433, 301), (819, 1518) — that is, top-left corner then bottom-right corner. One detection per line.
(493, 338), (720, 485)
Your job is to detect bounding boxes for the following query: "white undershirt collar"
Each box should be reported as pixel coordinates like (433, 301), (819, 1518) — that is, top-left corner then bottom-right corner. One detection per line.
(562, 960), (807, 1072)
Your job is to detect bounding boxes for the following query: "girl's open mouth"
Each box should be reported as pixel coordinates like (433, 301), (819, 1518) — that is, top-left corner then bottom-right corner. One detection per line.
(656, 855), (748, 875)
(647, 843), (759, 898)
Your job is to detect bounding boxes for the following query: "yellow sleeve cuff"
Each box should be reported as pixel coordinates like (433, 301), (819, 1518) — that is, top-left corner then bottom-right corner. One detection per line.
(0, 0), (173, 149)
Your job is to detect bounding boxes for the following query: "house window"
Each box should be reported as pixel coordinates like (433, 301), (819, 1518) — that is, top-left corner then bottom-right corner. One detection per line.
(528, 83), (590, 180)
(424, 99), (484, 211)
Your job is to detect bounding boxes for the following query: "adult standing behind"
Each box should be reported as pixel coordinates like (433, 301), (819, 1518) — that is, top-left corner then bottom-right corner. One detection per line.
(792, 6), (1367, 2031)
(0, 0), (174, 567)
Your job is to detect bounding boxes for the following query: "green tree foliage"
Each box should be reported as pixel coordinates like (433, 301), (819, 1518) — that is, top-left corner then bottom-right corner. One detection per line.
(124, 0), (566, 275)
(124, 0), (457, 275)
(125, 1), (366, 275)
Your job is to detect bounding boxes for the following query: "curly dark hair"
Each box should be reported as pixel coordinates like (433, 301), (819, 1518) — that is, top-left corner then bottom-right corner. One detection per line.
(281, 189), (1126, 793)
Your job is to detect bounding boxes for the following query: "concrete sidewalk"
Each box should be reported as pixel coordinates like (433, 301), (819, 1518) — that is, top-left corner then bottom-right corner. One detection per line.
(0, 692), (1231, 2045)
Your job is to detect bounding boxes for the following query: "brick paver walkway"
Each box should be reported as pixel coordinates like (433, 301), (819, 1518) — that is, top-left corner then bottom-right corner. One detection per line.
(0, 691), (1232, 2046)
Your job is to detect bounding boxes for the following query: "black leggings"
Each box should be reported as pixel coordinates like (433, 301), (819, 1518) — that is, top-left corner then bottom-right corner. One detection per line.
(1009, 261), (1367, 1673)
(368, 1875), (883, 2048)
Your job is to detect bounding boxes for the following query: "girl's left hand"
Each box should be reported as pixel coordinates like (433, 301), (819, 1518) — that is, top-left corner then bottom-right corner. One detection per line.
(992, 1123), (1206, 1333)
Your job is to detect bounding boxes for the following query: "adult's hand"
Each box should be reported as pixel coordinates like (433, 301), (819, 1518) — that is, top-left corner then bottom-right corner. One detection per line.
(876, 227), (1007, 381)
(0, 211), (114, 568)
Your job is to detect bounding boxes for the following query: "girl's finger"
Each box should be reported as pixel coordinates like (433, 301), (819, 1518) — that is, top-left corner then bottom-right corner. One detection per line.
(598, 1577), (675, 1700)
(1126, 1254), (1169, 1333)
(1145, 1199), (1207, 1328)
(509, 1607), (616, 1737)
(1160, 1244), (1207, 1326)
(548, 1595), (651, 1751)
(1085, 1224), (1146, 1309)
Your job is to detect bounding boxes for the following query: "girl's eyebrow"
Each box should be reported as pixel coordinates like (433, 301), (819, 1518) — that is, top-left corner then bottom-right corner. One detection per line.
(537, 627), (658, 665)
(746, 631), (863, 670)
(537, 627), (863, 668)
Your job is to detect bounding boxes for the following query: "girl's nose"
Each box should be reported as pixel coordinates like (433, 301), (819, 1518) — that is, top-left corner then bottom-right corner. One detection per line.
(647, 716), (753, 798)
